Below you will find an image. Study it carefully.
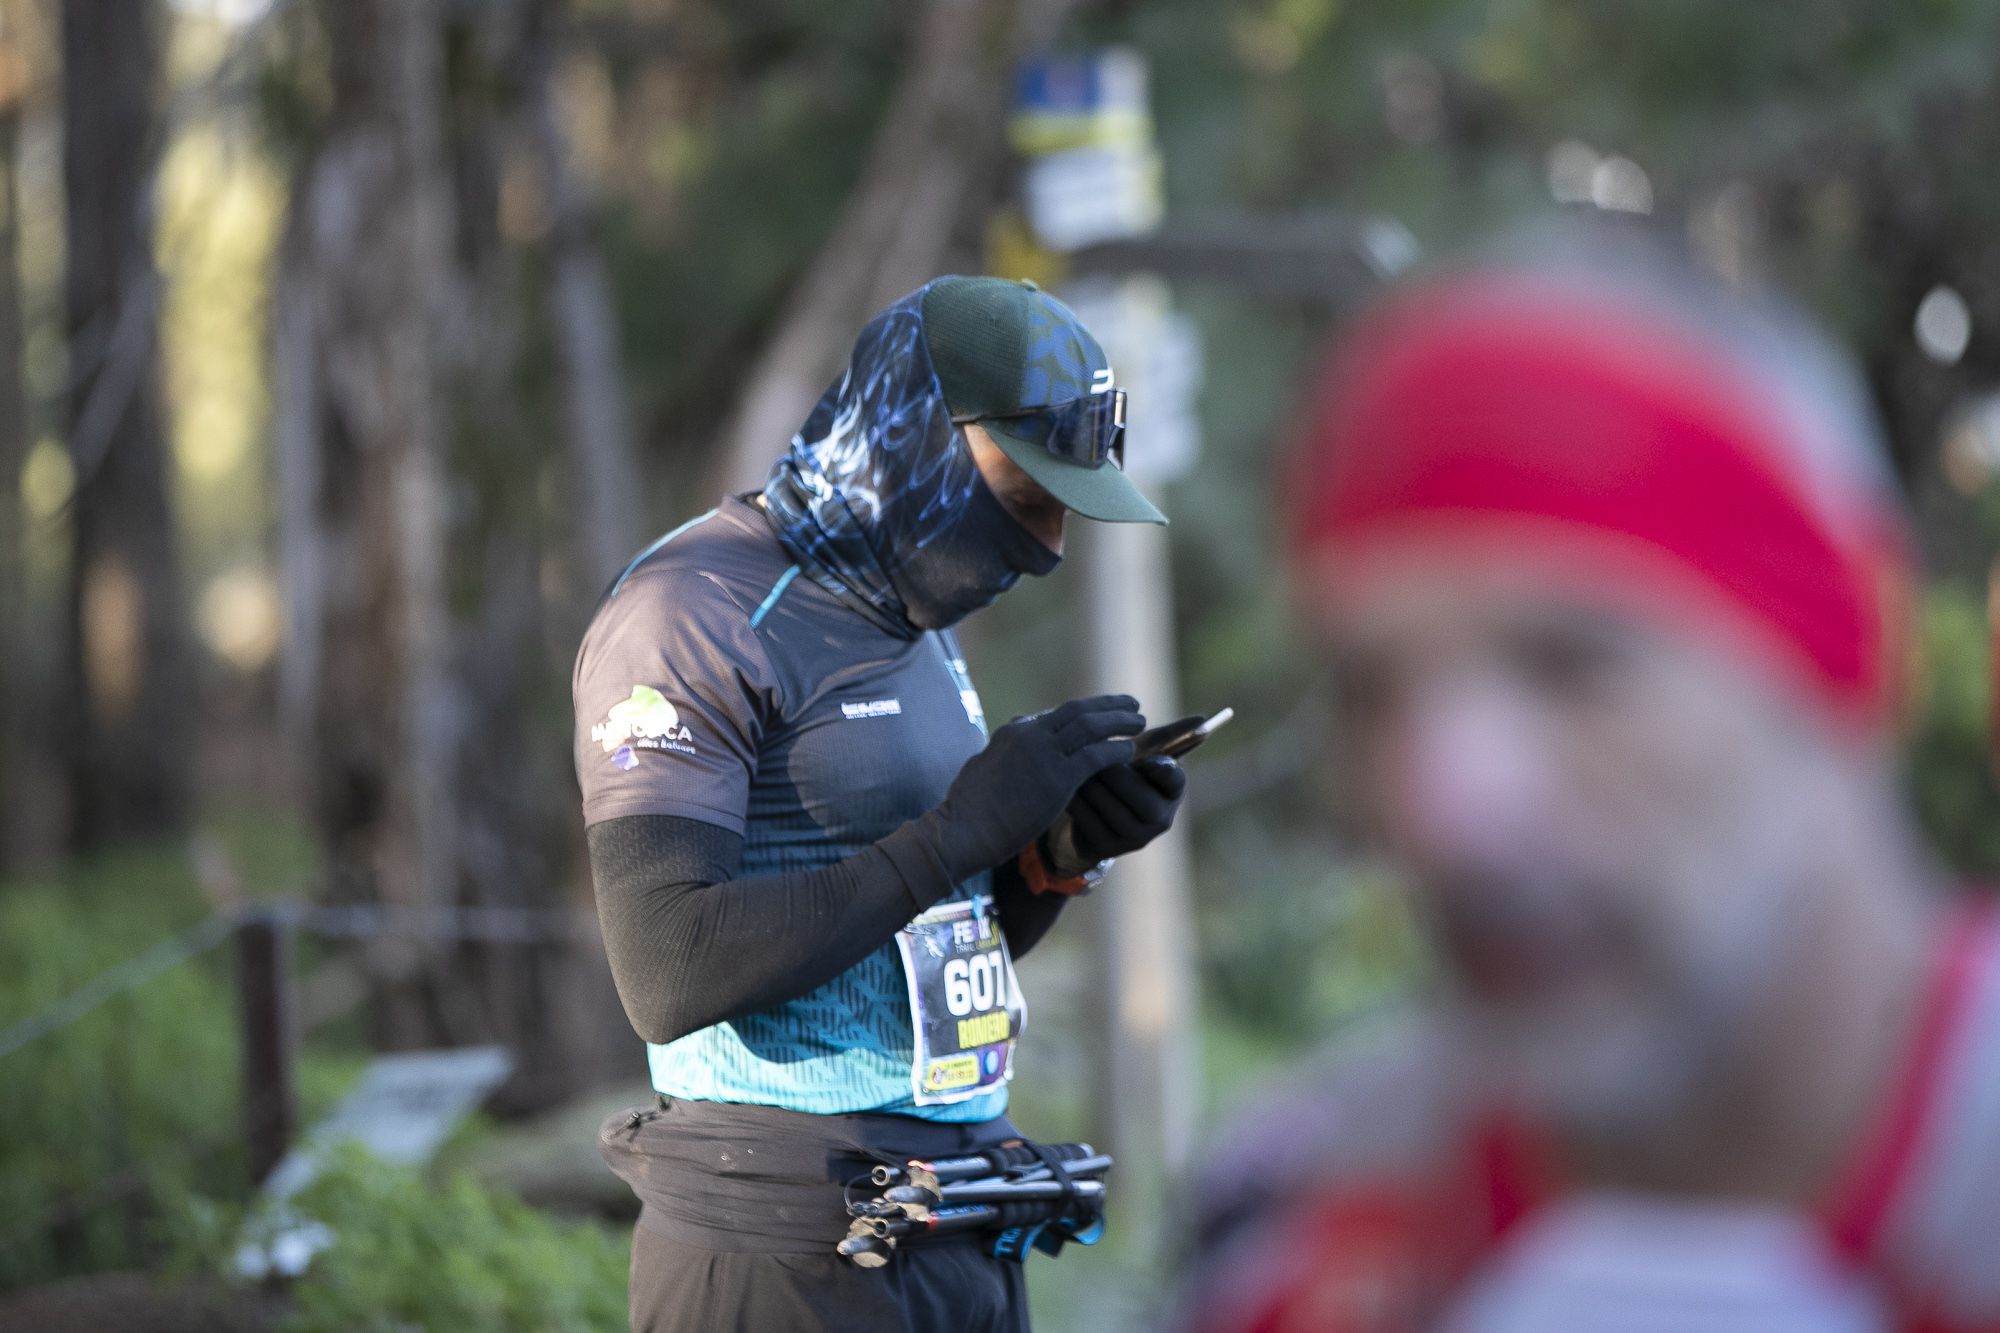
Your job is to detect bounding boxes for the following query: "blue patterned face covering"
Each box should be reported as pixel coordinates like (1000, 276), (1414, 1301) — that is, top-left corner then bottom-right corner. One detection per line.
(761, 284), (1059, 637)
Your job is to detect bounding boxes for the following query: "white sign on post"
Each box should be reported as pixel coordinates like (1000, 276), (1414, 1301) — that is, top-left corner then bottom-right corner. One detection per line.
(1023, 147), (1164, 253)
(1012, 48), (1163, 255)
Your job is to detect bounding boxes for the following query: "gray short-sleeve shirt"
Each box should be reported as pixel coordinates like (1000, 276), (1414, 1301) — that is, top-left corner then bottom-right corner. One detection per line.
(572, 496), (1004, 1120)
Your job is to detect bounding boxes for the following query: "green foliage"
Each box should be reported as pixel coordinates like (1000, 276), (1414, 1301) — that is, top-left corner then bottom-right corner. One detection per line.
(0, 819), (349, 1294)
(257, 1146), (629, 1333)
(596, 1), (908, 474)
(1908, 584), (2000, 877)
(1198, 821), (1423, 1045)
(0, 850), (248, 1291)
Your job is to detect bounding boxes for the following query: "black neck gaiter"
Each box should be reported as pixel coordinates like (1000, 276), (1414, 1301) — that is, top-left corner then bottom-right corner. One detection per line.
(891, 473), (1061, 631)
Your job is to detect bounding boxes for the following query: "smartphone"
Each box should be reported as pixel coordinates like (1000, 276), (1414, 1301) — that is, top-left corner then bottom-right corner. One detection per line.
(1131, 707), (1233, 762)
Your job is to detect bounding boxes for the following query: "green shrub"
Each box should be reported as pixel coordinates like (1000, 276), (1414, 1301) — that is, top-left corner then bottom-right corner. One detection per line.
(1199, 820), (1423, 1046)
(0, 850), (249, 1290)
(236, 1145), (629, 1333)
(1908, 585), (2000, 879)
(0, 816), (346, 1293)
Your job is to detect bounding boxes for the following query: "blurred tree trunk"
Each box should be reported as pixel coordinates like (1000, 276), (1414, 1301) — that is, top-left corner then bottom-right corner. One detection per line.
(715, 0), (1082, 492)
(442, 0), (627, 1108)
(276, 0), (457, 1049)
(278, 0), (634, 1089)
(0, 17), (26, 874)
(59, 0), (190, 851)
(525, 0), (641, 592)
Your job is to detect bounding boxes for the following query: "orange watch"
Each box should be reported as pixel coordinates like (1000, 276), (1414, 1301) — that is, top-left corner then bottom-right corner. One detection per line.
(1018, 840), (1102, 896)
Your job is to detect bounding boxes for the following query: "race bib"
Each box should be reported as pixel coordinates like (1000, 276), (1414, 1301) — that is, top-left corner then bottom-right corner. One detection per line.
(896, 897), (1026, 1105)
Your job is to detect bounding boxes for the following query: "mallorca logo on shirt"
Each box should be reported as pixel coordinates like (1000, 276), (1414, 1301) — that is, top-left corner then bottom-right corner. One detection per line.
(593, 685), (696, 767)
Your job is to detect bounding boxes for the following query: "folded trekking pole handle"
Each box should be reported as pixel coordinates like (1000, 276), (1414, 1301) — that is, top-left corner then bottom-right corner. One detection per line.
(839, 1140), (1113, 1268)
(869, 1141), (1101, 1188)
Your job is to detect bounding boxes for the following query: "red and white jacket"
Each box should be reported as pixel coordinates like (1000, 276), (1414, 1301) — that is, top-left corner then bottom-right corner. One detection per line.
(1180, 906), (2000, 1333)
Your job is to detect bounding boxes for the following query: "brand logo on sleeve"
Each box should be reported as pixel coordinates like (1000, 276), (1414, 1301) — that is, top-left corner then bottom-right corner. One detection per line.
(593, 685), (696, 766)
(841, 698), (902, 720)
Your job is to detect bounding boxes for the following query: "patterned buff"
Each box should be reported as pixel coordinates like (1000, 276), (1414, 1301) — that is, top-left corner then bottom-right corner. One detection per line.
(762, 283), (1056, 638)
(1289, 257), (1916, 734)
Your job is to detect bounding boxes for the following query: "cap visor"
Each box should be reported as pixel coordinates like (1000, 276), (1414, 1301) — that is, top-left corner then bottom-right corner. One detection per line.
(987, 425), (1168, 524)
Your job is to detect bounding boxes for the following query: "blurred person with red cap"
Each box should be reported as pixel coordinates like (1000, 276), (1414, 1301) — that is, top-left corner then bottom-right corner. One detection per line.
(1176, 226), (2000, 1332)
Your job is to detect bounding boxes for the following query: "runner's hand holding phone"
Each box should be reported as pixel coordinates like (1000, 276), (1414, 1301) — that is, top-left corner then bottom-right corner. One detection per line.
(1044, 708), (1231, 876)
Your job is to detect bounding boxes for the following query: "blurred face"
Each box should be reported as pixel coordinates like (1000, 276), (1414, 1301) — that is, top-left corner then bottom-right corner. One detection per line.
(1324, 561), (1842, 1132)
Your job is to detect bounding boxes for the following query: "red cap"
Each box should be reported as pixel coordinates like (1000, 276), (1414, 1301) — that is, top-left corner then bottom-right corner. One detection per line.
(1290, 265), (1913, 733)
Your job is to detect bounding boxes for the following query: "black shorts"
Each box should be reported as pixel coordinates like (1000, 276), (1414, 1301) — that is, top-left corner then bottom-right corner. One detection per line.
(602, 1096), (1033, 1333)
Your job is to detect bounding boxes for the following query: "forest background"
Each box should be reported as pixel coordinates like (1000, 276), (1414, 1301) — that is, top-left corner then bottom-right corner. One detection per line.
(6, 0), (2000, 1328)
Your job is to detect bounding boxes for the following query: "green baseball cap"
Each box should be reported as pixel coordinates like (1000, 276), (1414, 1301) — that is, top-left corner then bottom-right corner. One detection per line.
(922, 276), (1167, 525)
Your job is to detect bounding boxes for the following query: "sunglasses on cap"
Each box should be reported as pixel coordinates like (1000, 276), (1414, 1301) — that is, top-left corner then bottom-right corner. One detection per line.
(955, 389), (1128, 469)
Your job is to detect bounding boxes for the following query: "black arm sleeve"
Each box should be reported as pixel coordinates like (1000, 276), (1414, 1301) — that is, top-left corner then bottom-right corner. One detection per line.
(587, 812), (959, 1046)
(990, 854), (1068, 959)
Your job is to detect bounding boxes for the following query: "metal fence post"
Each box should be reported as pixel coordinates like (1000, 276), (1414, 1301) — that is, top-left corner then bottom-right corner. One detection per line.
(234, 908), (297, 1186)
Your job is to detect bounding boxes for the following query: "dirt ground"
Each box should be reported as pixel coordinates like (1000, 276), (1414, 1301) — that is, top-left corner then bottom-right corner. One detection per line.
(0, 1271), (285, 1332)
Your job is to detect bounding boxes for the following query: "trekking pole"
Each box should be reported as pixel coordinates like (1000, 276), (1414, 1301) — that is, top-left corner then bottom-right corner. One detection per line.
(838, 1142), (1113, 1267)
(868, 1141), (1101, 1188)
(882, 1176), (1107, 1217)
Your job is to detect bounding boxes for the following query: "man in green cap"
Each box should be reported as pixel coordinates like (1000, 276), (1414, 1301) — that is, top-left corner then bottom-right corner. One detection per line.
(577, 276), (1184, 1331)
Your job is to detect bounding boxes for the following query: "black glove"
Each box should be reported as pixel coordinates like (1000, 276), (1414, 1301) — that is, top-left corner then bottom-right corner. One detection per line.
(1066, 757), (1187, 864)
(920, 694), (1144, 879)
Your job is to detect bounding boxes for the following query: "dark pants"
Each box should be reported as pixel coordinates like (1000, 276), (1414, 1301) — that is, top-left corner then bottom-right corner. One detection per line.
(626, 1217), (1028, 1333)
(602, 1097), (1033, 1333)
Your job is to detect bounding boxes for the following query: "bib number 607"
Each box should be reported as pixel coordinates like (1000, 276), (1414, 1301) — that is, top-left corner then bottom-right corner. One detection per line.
(943, 953), (1007, 1016)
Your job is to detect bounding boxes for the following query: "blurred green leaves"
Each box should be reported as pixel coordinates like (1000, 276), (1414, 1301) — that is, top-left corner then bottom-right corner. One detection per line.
(1909, 583), (2000, 878)
(267, 1145), (628, 1333)
(162, 1142), (630, 1332)
(0, 852), (246, 1289)
(0, 815), (348, 1293)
